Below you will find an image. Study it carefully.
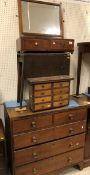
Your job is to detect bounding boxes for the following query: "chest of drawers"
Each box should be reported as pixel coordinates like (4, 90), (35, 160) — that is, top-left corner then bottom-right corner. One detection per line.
(27, 75), (73, 111)
(5, 104), (87, 175)
(0, 119), (6, 175)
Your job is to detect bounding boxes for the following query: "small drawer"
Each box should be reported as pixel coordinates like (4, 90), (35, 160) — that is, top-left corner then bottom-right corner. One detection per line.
(34, 83), (51, 90)
(53, 99), (69, 107)
(34, 90), (51, 97)
(14, 120), (86, 149)
(34, 96), (52, 104)
(53, 87), (69, 95)
(53, 94), (69, 101)
(34, 103), (51, 111)
(23, 38), (50, 51)
(54, 108), (87, 125)
(12, 114), (52, 134)
(15, 148), (83, 175)
(53, 82), (69, 88)
(14, 133), (85, 166)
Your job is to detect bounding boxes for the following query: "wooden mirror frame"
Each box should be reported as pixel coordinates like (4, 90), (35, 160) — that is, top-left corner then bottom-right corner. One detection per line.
(17, 0), (64, 38)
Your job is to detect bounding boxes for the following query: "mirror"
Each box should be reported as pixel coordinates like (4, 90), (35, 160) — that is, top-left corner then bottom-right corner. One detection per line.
(18, 0), (63, 37)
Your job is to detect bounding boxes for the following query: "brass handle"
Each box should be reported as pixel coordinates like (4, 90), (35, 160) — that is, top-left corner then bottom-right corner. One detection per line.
(32, 121), (36, 128)
(69, 128), (75, 134)
(32, 136), (37, 143)
(34, 42), (38, 46)
(67, 157), (72, 163)
(32, 168), (37, 174)
(68, 114), (74, 120)
(53, 41), (56, 45)
(32, 152), (38, 159)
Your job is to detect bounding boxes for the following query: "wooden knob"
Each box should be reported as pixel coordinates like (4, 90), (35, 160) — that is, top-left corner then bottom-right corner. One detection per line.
(69, 142), (74, 149)
(32, 121), (36, 128)
(34, 42), (38, 46)
(67, 157), (72, 163)
(69, 128), (75, 134)
(32, 152), (38, 159)
(68, 114), (74, 120)
(53, 41), (56, 45)
(32, 136), (37, 143)
(32, 168), (37, 174)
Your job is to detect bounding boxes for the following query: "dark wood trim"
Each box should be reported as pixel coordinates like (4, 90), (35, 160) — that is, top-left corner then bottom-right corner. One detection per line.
(83, 158), (90, 168)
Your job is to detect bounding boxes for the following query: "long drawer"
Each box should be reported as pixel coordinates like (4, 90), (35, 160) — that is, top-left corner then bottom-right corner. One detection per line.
(15, 148), (83, 175)
(13, 120), (86, 150)
(53, 108), (87, 126)
(14, 133), (85, 166)
(12, 114), (52, 134)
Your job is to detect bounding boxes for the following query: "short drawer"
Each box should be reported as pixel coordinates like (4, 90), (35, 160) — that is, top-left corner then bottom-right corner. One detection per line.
(34, 103), (51, 111)
(53, 94), (69, 101)
(53, 82), (69, 88)
(15, 148), (84, 175)
(54, 108), (87, 125)
(53, 87), (69, 95)
(13, 120), (86, 150)
(53, 99), (69, 107)
(34, 90), (51, 97)
(23, 38), (50, 51)
(14, 133), (85, 166)
(34, 83), (51, 91)
(34, 96), (52, 104)
(12, 114), (52, 134)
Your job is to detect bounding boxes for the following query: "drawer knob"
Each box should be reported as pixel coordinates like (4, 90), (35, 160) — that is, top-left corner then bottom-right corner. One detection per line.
(53, 41), (56, 45)
(42, 85), (45, 88)
(32, 152), (38, 159)
(35, 42), (38, 46)
(69, 142), (74, 149)
(69, 128), (75, 134)
(32, 136), (37, 143)
(32, 168), (37, 174)
(32, 121), (36, 128)
(67, 157), (72, 163)
(68, 114), (74, 120)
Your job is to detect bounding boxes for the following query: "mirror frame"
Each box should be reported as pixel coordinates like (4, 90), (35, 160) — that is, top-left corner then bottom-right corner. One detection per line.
(17, 0), (64, 38)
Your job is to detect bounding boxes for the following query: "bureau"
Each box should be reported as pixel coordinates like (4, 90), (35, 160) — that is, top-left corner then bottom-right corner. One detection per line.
(0, 119), (6, 175)
(5, 102), (87, 175)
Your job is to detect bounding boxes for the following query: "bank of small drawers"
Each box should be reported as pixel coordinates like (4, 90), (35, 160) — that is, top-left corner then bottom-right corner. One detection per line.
(29, 80), (70, 111)
(8, 108), (87, 175)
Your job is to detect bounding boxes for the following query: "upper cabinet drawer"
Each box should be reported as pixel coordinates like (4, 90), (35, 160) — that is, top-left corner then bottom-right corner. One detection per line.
(54, 108), (87, 125)
(23, 38), (50, 51)
(50, 39), (74, 52)
(34, 83), (51, 91)
(53, 82), (69, 88)
(12, 114), (52, 134)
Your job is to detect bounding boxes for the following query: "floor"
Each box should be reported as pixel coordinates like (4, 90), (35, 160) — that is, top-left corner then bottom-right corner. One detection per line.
(61, 167), (90, 175)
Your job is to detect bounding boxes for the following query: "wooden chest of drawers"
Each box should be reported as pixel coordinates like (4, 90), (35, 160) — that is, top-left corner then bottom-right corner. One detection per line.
(5, 104), (87, 175)
(0, 119), (6, 175)
(27, 75), (73, 111)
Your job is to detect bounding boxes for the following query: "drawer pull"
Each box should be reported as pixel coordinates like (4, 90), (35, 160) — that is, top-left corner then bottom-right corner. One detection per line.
(32, 136), (37, 143)
(34, 42), (38, 46)
(69, 142), (74, 149)
(32, 121), (36, 128)
(67, 157), (72, 163)
(53, 41), (56, 45)
(42, 85), (45, 88)
(32, 168), (37, 174)
(69, 128), (75, 134)
(32, 152), (38, 159)
(68, 114), (74, 120)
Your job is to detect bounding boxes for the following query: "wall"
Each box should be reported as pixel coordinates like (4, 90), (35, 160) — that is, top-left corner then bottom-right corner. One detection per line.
(0, 0), (90, 107)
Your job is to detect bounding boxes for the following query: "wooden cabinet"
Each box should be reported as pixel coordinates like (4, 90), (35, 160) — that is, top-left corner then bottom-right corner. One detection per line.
(5, 106), (87, 175)
(0, 119), (6, 175)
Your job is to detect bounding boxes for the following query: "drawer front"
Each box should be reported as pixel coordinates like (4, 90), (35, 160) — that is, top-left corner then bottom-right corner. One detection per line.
(34, 96), (51, 104)
(34, 103), (51, 111)
(14, 133), (85, 166)
(23, 39), (49, 51)
(54, 108), (87, 125)
(53, 94), (69, 101)
(34, 90), (51, 97)
(12, 114), (52, 134)
(15, 148), (83, 175)
(53, 87), (69, 95)
(14, 120), (86, 150)
(34, 83), (51, 91)
(53, 99), (69, 107)
(53, 82), (69, 88)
